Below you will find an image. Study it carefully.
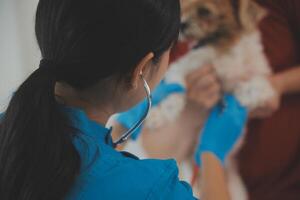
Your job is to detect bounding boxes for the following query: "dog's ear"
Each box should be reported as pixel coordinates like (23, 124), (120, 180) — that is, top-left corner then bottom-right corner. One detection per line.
(181, 0), (199, 16)
(238, 0), (267, 31)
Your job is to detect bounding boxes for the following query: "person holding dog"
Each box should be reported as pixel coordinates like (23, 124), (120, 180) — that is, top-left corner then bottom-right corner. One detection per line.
(238, 0), (300, 199)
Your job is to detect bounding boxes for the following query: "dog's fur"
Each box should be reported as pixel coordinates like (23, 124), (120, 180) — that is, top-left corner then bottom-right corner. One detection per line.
(145, 0), (275, 199)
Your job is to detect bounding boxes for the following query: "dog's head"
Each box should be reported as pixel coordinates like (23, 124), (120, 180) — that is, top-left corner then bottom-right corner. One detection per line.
(181, 0), (266, 50)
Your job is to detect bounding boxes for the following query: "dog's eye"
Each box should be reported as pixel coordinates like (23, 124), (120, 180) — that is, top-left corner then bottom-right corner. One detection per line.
(197, 7), (212, 17)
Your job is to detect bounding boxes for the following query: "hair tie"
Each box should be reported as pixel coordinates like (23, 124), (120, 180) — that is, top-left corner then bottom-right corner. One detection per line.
(38, 59), (62, 80)
(39, 59), (57, 70)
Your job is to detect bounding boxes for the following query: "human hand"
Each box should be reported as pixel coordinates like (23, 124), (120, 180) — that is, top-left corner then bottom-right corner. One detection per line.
(194, 94), (248, 166)
(115, 80), (185, 140)
(250, 75), (282, 119)
(186, 65), (221, 112)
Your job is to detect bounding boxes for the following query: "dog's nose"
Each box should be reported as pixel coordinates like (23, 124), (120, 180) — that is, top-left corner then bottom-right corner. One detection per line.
(180, 22), (188, 32)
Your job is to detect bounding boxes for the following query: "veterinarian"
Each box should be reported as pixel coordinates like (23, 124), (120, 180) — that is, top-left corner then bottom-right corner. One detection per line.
(0, 0), (248, 200)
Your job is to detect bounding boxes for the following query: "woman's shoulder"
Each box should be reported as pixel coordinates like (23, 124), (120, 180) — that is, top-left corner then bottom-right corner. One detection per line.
(124, 158), (195, 200)
(68, 145), (195, 200)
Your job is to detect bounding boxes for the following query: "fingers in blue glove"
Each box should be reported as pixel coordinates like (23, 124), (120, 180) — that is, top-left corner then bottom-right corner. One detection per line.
(195, 94), (248, 166)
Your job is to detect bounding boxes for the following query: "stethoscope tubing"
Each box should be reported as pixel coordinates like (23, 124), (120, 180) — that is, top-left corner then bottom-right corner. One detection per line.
(113, 74), (152, 147)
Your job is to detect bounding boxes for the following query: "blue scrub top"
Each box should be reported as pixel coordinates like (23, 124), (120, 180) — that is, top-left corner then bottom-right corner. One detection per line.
(64, 107), (197, 200)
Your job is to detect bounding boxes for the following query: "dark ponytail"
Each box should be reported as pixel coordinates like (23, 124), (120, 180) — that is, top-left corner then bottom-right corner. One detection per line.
(0, 0), (180, 199)
(0, 63), (80, 199)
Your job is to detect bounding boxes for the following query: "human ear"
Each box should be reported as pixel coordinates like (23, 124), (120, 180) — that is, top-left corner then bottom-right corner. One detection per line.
(130, 52), (154, 89)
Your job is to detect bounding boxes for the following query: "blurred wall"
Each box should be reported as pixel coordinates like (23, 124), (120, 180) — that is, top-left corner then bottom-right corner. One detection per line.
(0, 0), (39, 111)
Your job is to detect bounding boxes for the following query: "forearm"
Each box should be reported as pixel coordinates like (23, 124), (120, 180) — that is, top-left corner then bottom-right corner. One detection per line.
(111, 107), (206, 159)
(200, 153), (230, 200)
(111, 121), (186, 154)
(273, 66), (300, 94)
(142, 105), (206, 162)
(142, 124), (189, 161)
(142, 102), (207, 162)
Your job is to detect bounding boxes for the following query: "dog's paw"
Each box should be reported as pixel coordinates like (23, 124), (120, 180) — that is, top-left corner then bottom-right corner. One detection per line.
(234, 76), (276, 110)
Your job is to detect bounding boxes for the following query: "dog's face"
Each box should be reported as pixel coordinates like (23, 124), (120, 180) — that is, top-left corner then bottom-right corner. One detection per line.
(181, 0), (266, 49)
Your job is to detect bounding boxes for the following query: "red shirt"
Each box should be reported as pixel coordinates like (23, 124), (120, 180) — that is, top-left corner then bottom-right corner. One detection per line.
(238, 1), (300, 199)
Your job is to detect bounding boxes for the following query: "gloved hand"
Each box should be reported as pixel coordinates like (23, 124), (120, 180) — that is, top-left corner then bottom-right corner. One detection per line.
(115, 80), (185, 140)
(194, 94), (248, 166)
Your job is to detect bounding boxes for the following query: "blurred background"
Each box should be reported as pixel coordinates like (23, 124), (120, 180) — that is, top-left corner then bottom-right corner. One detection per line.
(0, 0), (39, 112)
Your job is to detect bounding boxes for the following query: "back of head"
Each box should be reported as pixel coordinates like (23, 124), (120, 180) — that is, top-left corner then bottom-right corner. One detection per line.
(0, 0), (180, 199)
(35, 0), (181, 88)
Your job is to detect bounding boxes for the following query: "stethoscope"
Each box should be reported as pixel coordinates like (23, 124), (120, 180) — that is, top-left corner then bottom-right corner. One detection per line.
(112, 74), (152, 147)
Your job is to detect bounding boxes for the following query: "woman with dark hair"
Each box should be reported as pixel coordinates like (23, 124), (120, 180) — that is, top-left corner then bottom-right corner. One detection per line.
(0, 0), (247, 199)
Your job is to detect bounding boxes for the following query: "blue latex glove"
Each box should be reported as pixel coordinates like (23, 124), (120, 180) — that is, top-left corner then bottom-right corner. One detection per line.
(116, 80), (185, 140)
(195, 94), (248, 166)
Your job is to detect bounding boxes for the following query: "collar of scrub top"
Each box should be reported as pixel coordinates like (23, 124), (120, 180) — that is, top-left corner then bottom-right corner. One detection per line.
(62, 106), (114, 147)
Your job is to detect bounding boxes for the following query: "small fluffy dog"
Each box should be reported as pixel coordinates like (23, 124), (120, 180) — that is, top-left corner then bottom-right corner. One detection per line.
(145, 0), (275, 199)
